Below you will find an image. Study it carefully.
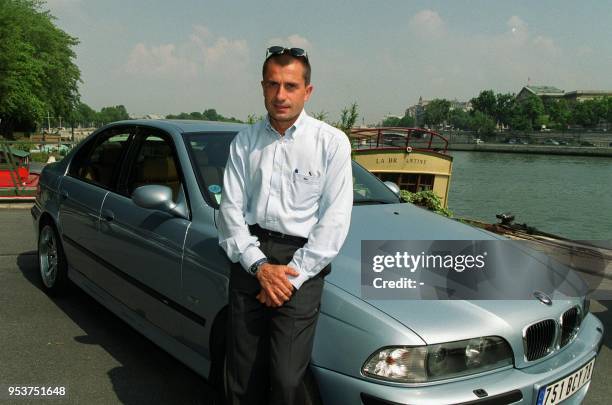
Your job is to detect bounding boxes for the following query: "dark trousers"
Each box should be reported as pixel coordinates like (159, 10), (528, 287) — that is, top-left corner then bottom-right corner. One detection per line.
(226, 234), (327, 405)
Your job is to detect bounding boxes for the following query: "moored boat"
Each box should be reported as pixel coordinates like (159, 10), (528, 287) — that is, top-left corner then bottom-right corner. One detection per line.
(0, 143), (39, 200)
(350, 127), (453, 207)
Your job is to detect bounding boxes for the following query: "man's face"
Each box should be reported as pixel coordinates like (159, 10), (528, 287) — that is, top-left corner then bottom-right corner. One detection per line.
(261, 59), (313, 127)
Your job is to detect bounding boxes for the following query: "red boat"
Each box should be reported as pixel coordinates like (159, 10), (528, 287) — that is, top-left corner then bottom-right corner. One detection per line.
(0, 144), (39, 200)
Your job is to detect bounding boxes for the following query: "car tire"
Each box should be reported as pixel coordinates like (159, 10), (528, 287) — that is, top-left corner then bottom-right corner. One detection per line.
(38, 222), (69, 295)
(221, 355), (323, 405)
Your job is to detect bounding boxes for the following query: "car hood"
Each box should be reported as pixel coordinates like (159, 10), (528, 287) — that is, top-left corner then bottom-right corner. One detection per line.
(326, 203), (586, 345)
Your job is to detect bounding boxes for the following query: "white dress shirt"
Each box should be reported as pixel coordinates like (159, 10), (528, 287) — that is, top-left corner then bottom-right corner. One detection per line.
(218, 110), (353, 289)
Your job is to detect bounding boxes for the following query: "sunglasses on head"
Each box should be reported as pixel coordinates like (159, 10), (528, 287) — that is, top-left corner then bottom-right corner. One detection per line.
(265, 46), (309, 60)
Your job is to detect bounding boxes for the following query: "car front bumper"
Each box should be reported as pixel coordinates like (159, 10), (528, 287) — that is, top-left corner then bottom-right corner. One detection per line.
(313, 314), (604, 405)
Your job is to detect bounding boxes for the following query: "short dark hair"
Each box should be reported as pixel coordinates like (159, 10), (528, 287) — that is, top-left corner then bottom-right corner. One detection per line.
(262, 52), (311, 85)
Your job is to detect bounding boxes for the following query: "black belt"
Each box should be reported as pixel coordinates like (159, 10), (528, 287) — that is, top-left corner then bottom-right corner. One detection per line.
(249, 224), (308, 245)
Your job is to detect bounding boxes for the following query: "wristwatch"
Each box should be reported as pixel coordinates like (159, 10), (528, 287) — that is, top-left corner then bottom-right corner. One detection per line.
(248, 258), (268, 276)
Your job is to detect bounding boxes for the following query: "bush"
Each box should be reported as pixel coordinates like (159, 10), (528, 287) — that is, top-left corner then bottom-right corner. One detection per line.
(400, 190), (452, 217)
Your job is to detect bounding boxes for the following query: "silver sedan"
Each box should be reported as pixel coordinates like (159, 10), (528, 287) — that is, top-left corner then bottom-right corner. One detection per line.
(32, 120), (603, 404)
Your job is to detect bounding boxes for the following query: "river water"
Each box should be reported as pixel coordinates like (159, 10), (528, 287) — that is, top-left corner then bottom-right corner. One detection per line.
(447, 151), (612, 241)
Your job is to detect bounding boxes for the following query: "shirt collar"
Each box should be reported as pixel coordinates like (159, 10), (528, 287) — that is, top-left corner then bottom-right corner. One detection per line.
(265, 109), (309, 139)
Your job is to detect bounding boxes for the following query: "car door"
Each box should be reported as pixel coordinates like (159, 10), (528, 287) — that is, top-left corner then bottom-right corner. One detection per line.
(96, 126), (190, 338)
(179, 131), (236, 357)
(59, 126), (135, 284)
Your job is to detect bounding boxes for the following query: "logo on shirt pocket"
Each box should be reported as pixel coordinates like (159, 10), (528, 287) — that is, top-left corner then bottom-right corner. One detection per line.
(292, 172), (321, 208)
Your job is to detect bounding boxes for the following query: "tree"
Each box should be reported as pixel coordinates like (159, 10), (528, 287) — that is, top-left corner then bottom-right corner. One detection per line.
(69, 102), (96, 127)
(246, 114), (262, 124)
(334, 102), (358, 136)
(312, 110), (329, 122)
(494, 93), (515, 127)
(398, 114), (415, 127)
(424, 99), (451, 127)
(471, 90), (497, 118)
(381, 116), (401, 127)
(166, 108), (243, 123)
(97, 105), (129, 124)
(469, 111), (496, 135)
(448, 109), (471, 130)
(517, 95), (545, 130)
(382, 113), (415, 127)
(605, 97), (612, 124)
(202, 108), (219, 121)
(545, 99), (571, 129)
(0, 0), (81, 137)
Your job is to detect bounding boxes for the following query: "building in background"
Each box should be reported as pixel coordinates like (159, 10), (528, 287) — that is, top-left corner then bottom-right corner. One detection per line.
(516, 85), (612, 102)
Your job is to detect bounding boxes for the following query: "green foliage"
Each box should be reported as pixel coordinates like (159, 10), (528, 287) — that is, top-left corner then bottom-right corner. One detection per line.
(98, 105), (129, 124)
(414, 91), (611, 133)
(448, 109), (471, 130)
(30, 151), (60, 162)
(494, 93), (516, 126)
(0, 0), (81, 138)
(246, 114), (262, 124)
(400, 189), (452, 217)
(470, 91), (518, 128)
(519, 95), (545, 130)
(166, 108), (243, 123)
(13, 142), (34, 152)
(67, 102), (131, 127)
(424, 99), (451, 127)
(471, 90), (497, 117)
(544, 98), (571, 129)
(572, 99), (602, 127)
(469, 111), (496, 135)
(69, 102), (96, 127)
(334, 102), (359, 136)
(382, 113), (415, 127)
(312, 110), (329, 122)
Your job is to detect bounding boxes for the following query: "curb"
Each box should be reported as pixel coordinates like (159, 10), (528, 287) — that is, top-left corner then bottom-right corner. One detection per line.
(0, 203), (34, 209)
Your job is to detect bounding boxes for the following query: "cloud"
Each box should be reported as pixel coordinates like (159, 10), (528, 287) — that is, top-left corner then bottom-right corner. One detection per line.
(113, 26), (259, 119)
(532, 36), (559, 56)
(123, 27), (249, 78)
(389, 9), (567, 100)
(267, 34), (312, 50)
(125, 43), (197, 78)
(506, 15), (529, 43)
(409, 9), (446, 37)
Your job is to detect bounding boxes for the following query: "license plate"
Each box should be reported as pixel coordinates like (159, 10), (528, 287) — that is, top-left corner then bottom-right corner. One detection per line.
(536, 358), (596, 405)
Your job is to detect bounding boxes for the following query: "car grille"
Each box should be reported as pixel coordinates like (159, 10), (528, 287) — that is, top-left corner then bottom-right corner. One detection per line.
(524, 319), (557, 361)
(560, 306), (580, 347)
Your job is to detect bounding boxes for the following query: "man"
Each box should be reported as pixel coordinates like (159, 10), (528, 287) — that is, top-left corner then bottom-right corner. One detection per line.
(218, 46), (353, 405)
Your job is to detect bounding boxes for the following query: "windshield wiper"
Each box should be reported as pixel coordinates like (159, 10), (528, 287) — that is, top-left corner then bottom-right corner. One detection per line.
(353, 199), (397, 205)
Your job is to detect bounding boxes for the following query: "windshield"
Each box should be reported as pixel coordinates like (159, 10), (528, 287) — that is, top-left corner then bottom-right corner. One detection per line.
(185, 131), (401, 208)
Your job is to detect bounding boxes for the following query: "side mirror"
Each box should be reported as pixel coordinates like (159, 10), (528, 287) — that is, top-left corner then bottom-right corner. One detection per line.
(132, 185), (186, 218)
(383, 181), (400, 195)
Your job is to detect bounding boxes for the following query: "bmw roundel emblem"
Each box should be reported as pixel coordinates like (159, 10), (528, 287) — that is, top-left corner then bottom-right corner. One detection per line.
(533, 291), (553, 306)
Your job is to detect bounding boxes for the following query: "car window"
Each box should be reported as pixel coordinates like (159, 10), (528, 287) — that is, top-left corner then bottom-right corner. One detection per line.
(68, 128), (133, 190)
(126, 132), (182, 201)
(185, 132), (234, 207)
(185, 131), (401, 207)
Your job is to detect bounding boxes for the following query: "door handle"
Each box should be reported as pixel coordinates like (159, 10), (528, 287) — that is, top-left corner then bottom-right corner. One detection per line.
(59, 190), (69, 200)
(101, 209), (115, 222)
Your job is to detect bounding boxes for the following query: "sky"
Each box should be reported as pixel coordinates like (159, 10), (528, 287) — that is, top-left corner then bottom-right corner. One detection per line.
(45, 0), (612, 124)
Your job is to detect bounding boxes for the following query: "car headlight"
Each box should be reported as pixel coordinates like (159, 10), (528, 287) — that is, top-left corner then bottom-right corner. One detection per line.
(362, 336), (513, 383)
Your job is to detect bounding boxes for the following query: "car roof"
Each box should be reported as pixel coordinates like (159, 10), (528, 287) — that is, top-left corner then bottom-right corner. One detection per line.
(110, 119), (248, 134)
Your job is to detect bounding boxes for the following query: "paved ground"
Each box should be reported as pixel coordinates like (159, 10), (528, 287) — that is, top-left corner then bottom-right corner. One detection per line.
(0, 209), (215, 404)
(0, 208), (610, 404)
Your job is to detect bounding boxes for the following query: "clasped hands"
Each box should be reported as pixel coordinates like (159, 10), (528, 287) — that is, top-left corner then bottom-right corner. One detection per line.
(255, 263), (298, 307)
